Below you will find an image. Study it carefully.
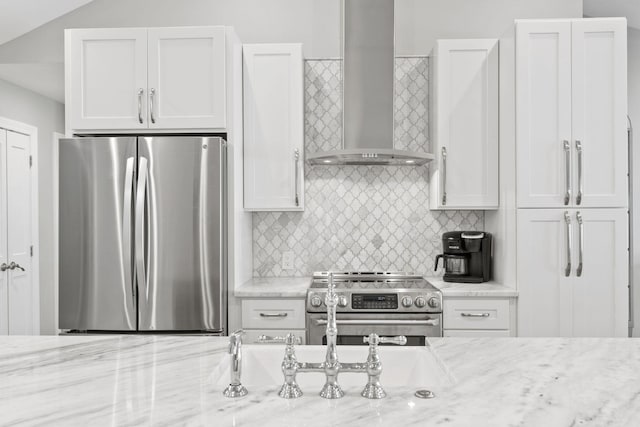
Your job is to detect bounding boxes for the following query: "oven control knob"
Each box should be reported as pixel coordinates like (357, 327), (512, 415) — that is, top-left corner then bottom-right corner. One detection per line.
(310, 295), (323, 308)
(427, 297), (440, 308)
(401, 296), (413, 308)
(414, 296), (427, 308)
(338, 295), (349, 308)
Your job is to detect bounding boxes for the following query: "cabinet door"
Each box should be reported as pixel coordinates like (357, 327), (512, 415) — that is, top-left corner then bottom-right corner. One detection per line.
(571, 19), (627, 208)
(570, 209), (628, 336)
(516, 21), (572, 208)
(6, 131), (33, 335)
(67, 28), (148, 130)
(430, 39), (499, 209)
(517, 209), (572, 336)
(147, 27), (226, 129)
(0, 131), (7, 335)
(243, 44), (304, 211)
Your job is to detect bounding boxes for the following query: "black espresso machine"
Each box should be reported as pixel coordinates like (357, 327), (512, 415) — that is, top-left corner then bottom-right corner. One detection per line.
(434, 231), (492, 283)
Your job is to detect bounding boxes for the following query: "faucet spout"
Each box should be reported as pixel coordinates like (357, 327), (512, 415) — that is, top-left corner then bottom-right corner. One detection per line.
(319, 272), (344, 399)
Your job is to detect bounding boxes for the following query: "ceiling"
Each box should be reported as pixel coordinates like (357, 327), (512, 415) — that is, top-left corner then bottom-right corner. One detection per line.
(0, 0), (93, 45)
(583, 0), (640, 29)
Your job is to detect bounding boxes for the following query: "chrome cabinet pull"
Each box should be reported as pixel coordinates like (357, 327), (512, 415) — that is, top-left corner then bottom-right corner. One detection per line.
(314, 319), (439, 326)
(563, 140), (571, 205)
(259, 312), (288, 318)
(150, 88), (156, 124)
(0, 263), (7, 272)
(441, 146), (447, 205)
(137, 88), (144, 124)
(135, 157), (149, 302)
(564, 211), (572, 277)
(576, 211), (583, 277)
(460, 312), (490, 318)
(258, 335), (302, 344)
(294, 148), (300, 207)
(575, 140), (583, 205)
(8, 262), (25, 271)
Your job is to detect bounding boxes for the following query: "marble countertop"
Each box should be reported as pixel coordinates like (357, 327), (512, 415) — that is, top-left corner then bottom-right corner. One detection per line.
(235, 276), (517, 299)
(1, 335), (638, 426)
(424, 277), (518, 298)
(235, 277), (312, 297)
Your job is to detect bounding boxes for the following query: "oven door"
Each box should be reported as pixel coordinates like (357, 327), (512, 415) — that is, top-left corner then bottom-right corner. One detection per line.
(306, 313), (442, 346)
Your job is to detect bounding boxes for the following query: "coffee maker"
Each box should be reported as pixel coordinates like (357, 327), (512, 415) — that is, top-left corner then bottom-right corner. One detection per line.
(434, 231), (492, 283)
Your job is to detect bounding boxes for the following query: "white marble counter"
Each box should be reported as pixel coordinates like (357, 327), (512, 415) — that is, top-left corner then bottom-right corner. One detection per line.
(425, 277), (518, 297)
(235, 277), (312, 298)
(0, 335), (638, 426)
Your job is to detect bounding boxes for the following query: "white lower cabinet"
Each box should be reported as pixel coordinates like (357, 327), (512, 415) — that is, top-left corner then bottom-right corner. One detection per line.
(443, 297), (516, 337)
(241, 298), (305, 343)
(517, 208), (628, 337)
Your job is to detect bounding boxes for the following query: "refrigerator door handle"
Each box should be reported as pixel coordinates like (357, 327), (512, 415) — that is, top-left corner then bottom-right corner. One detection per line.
(135, 157), (149, 307)
(123, 157), (135, 304)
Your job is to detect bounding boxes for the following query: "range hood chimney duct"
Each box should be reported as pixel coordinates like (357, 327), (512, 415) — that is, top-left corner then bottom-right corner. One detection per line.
(307, 0), (434, 166)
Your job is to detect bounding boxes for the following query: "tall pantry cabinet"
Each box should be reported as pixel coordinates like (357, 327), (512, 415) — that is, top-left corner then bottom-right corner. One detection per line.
(515, 18), (629, 337)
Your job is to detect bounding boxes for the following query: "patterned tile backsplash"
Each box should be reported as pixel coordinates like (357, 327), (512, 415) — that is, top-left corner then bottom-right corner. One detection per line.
(252, 58), (484, 277)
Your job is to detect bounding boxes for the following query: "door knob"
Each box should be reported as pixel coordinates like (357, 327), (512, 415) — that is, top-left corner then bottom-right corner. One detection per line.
(8, 262), (25, 271)
(0, 263), (7, 272)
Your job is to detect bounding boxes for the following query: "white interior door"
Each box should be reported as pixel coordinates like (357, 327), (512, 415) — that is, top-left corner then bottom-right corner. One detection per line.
(6, 130), (32, 335)
(0, 130), (7, 335)
(67, 28), (148, 130)
(571, 209), (628, 337)
(571, 19), (627, 208)
(516, 20), (572, 208)
(147, 27), (226, 129)
(517, 209), (572, 336)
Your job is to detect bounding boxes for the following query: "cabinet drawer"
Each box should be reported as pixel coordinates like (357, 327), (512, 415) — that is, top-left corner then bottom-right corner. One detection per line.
(443, 329), (511, 337)
(443, 298), (510, 330)
(243, 329), (306, 345)
(241, 299), (306, 329)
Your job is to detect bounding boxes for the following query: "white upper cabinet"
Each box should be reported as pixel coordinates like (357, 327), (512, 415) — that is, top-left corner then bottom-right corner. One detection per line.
(516, 19), (627, 208)
(517, 208), (628, 337)
(429, 39), (499, 210)
(147, 27), (226, 129)
(67, 28), (148, 130)
(66, 26), (227, 132)
(243, 44), (304, 211)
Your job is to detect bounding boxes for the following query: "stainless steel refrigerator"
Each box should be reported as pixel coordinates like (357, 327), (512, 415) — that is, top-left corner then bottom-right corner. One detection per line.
(59, 136), (227, 334)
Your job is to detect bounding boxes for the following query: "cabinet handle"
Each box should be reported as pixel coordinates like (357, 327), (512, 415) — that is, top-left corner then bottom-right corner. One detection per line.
(137, 88), (144, 124)
(575, 140), (583, 205)
(259, 312), (288, 318)
(294, 149), (300, 207)
(8, 262), (25, 271)
(460, 312), (490, 318)
(563, 140), (571, 205)
(258, 335), (302, 344)
(576, 211), (583, 277)
(150, 88), (156, 124)
(441, 147), (447, 205)
(0, 263), (7, 272)
(564, 211), (572, 277)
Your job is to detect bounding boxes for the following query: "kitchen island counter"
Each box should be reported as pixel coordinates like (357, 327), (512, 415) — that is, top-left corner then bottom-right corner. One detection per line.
(0, 335), (637, 426)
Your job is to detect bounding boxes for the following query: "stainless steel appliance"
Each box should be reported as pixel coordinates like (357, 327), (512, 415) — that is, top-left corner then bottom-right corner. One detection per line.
(306, 272), (442, 346)
(435, 231), (492, 283)
(59, 136), (227, 334)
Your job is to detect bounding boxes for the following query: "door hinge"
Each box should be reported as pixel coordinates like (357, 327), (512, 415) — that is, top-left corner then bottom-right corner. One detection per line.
(30, 246), (33, 257)
(29, 156), (32, 168)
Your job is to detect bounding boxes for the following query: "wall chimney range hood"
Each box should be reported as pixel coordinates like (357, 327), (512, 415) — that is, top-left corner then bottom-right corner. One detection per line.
(307, 0), (434, 166)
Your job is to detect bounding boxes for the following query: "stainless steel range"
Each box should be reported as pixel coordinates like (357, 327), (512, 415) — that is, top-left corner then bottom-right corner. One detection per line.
(306, 272), (442, 346)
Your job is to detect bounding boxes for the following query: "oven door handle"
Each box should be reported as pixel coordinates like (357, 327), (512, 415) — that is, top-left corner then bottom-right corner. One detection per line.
(313, 319), (440, 327)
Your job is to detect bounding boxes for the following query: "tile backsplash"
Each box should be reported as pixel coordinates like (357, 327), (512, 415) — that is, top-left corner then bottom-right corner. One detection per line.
(252, 58), (484, 277)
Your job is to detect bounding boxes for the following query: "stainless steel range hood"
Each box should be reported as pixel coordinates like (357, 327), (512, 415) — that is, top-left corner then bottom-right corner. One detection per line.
(307, 0), (434, 166)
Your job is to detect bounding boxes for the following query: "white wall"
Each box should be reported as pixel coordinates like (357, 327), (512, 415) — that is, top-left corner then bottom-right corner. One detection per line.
(0, 78), (64, 335)
(629, 27), (640, 336)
